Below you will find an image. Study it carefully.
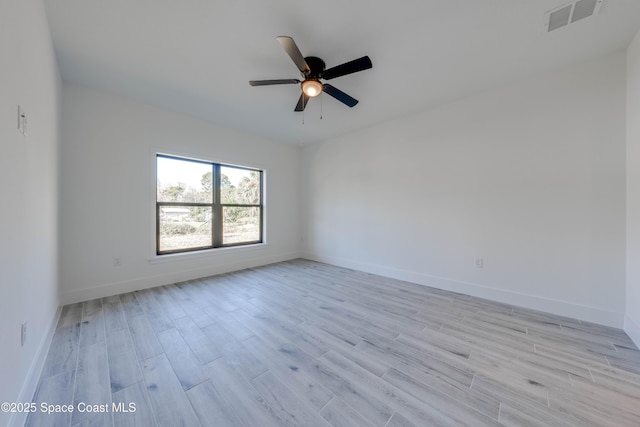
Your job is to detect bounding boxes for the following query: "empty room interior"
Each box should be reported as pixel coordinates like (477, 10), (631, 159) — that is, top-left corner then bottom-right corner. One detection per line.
(4, 0), (640, 426)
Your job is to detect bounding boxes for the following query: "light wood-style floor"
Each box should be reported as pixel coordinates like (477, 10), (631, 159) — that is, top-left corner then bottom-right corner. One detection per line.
(27, 259), (640, 427)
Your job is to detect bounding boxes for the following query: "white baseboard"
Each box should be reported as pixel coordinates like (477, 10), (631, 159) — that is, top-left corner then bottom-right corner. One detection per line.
(303, 252), (624, 328)
(625, 315), (640, 349)
(9, 306), (61, 427)
(60, 251), (301, 305)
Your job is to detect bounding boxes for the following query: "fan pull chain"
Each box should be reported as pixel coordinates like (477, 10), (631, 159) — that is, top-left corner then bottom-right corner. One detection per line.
(302, 104), (305, 125)
(320, 92), (323, 120)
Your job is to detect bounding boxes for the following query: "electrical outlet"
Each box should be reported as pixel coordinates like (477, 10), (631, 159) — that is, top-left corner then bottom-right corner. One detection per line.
(21, 322), (27, 347)
(112, 257), (121, 267)
(475, 258), (484, 269)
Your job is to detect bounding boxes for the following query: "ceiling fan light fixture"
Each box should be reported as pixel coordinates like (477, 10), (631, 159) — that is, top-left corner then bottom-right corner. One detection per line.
(302, 79), (323, 97)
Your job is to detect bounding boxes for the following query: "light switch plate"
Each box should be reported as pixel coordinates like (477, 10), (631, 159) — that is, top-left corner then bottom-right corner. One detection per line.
(17, 105), (27, 135)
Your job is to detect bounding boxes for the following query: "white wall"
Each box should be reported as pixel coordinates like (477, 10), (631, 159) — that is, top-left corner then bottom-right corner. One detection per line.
(302, 52), (627, 327)
(626, 29), (640, 346)
(59, 83), (301, 304)
(0, 0), (61, 426)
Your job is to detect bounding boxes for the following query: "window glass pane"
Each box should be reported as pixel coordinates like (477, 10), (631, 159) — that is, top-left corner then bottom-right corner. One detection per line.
(222, 206), (260, 244)
(157, 157), (213, 203)
(220, 166), (261, 204)
(159, 206), (212, 252)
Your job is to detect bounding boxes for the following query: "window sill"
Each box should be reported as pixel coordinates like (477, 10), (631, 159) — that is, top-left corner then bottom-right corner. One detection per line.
(147, 242), (268, 265)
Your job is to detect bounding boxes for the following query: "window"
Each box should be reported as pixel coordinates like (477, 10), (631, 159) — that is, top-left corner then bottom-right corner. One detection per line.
(156, 155), (263, 255)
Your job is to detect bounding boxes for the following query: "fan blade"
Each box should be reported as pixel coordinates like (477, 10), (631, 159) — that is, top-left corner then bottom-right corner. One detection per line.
(322, 56), (372, 80)
(294, 92), (310, 111)
(277, 36), (310, 74)
(249, 79), (300, 86)
(322, 84), (358, 107)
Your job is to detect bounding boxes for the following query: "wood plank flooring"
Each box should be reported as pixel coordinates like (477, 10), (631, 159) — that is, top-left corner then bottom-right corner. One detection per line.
(26, 259), (640, 426)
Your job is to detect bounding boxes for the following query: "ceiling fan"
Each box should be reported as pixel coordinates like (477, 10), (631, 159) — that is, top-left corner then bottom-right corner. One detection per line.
(249, 36), (372, 112)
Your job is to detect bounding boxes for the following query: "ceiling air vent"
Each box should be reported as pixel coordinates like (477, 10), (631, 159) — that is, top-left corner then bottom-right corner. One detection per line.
(544, 0), (603, 33)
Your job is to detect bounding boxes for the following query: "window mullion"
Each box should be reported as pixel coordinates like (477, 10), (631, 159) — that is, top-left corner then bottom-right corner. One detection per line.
(260, 171), (264, 243)
(213, 164), (223, 247)
(156, 203), (161, 254)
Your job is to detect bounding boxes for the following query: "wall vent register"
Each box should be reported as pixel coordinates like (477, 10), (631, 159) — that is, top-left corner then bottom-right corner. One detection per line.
(545, 0), (603, 33)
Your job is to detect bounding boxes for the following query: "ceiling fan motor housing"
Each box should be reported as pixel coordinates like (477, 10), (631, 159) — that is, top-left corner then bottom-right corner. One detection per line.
(304, 56), (326, 78)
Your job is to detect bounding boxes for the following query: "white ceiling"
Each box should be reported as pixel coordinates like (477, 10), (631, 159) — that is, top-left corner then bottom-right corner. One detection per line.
(44, 0), (640, 145)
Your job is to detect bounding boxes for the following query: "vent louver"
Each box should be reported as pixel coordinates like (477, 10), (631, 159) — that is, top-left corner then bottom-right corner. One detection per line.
(545, 0), (603, 33)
